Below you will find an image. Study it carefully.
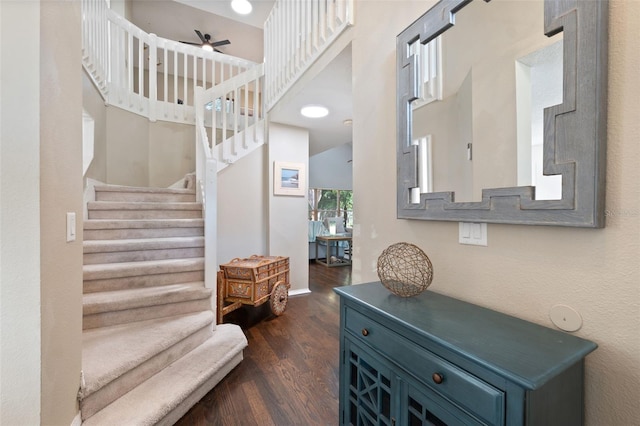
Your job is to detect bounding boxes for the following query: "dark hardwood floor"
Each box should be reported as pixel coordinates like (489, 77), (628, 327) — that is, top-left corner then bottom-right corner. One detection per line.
(175, 262), (352, 426)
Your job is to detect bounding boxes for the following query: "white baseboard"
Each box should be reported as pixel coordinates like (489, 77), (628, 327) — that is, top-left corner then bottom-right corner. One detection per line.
(289, 288), (311, 297)
(70, 411), (82, 426)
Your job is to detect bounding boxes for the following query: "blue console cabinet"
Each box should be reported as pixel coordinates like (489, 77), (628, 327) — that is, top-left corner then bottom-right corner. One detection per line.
(334, 283), (597, 425)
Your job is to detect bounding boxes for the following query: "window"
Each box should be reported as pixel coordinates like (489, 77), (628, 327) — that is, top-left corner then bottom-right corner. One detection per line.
(309, 188), (353, 228)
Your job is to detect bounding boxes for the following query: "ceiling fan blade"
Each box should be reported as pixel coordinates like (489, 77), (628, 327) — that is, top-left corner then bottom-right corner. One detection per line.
(211, 39), (230, 47)
(194, 30), (207, 43)
(179, 41), (201, 46)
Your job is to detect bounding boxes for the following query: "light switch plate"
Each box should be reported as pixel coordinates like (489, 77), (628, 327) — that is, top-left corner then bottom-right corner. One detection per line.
(459, 222), (487, 246)
(66, 212), (76, 242)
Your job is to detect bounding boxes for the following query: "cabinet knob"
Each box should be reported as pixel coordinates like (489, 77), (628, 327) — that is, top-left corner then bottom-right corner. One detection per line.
(361, 328), (369, 337)
(432, 373), (444, 384)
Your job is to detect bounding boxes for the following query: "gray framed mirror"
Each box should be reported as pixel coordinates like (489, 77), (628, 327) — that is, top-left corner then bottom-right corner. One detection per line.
(396, 0), (608, 227)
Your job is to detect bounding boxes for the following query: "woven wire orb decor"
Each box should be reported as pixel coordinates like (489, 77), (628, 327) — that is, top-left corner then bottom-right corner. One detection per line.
(377, 242), (433, 297)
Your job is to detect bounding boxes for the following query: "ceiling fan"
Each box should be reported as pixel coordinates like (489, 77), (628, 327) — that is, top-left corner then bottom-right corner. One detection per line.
(179, 30), (230, 53)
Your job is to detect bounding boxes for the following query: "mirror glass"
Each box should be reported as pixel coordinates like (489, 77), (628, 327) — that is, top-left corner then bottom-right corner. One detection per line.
(396, 0), (608, 227)
(410, 0), (563, 202)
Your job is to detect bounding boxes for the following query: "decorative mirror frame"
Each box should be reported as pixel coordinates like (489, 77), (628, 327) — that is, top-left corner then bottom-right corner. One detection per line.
(396, 0), (608, 227)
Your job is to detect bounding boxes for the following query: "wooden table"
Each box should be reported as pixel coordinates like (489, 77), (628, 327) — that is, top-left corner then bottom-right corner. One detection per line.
(315, 235), (352, 267)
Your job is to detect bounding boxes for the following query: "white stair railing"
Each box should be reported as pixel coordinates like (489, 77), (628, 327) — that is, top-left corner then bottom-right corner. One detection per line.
(81, 0), (258, 125)
(194, 64), (266, 301)
(82, 0), (110, 98)
(194, 87), (219, 314)
(107, 10), (257, 124)
(263, 0), (354, 111)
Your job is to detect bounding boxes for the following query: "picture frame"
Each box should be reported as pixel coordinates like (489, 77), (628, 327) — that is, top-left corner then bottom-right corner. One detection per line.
(274, 161), (306, 196)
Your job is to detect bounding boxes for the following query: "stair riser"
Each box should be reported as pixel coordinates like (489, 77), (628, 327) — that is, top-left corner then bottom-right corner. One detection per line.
(80, 325), (213, 420)
(84, 227), (204, 240)
(88, 210), (202, 220)
(83, 298), (213, 330)
(96, 192), (196, 203)
(84, 271), (204, 293)
(84, 247), (204, 265)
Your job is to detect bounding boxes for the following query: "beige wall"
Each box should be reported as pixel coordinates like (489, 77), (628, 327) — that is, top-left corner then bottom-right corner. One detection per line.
(148, 121), (195, 187)
(106, 106), (150, 186)
(352, 1), (639, 424)
(40, 0), (84, 423)
(103, 107), (196, 187)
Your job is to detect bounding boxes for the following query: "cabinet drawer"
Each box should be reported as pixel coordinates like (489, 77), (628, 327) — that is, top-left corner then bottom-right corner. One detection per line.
(345, 306), (505, 425)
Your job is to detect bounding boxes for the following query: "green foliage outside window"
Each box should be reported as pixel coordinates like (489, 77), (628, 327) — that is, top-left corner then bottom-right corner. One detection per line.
(309, 188), (353, 227)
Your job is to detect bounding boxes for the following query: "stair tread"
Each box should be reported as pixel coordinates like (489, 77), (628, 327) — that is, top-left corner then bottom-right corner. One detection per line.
(83, 258), (204, 280)
(82, 324), (247, 426)
(95, 185), (195, 195)
(83, 282), (209, 315)
(84, 219), (204, 230)
(81, 311), (215, 397)
(87, 201), (202, 210)
(83, 236), (205, 254)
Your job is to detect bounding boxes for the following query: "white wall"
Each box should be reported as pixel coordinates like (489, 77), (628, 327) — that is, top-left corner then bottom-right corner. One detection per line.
(83, 72), (108, 183)
(0, 2), (42, 424)
(1, 1), (83, 424)
(309, 142), (353, 189)
(268, 123), (310, 294)
(352, 1), (639, 424)
(217, 146), (268, 263)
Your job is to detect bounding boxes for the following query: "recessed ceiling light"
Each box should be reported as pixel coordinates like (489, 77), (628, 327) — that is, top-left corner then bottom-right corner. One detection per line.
(301, 105), (329, 118)
(231, 0), (253, 15)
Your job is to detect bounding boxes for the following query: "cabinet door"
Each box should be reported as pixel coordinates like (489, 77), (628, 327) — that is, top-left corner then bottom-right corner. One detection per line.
(342, 339), (488, 426)
(403, 378), (486, 426)
(343, 339), (397, 426)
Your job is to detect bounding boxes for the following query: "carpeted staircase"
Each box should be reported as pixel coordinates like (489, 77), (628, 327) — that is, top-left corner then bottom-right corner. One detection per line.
(79, 184), (247, 425)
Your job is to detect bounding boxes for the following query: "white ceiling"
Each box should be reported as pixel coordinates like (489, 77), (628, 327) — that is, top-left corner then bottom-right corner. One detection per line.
(173, 0), (276, 29)
(130, 0), (352, 155)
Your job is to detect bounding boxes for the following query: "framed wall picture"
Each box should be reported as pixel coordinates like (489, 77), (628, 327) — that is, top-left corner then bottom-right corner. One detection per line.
(274, 161), (306, 196)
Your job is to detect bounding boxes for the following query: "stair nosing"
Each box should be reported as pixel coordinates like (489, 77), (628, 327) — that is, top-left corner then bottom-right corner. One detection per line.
(87, 201), (202, 210)
(83, 219), (204, 230)
(94, 185), (196, 195)
(80, 311), (215, 397)
(80, 324), (247, 426)
(83, 258), (204, 280)
(83, 236), (205, 254)
(83, 283), (210, 315)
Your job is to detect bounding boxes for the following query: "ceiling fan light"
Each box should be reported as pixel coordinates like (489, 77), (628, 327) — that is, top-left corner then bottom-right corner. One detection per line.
(231, 0), (252, 15)
(201, 43), (214, 52)
(301, 105), (329, 118)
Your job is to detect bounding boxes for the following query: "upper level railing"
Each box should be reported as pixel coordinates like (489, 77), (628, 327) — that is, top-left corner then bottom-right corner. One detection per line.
(263, 0), (354, 111)
(81, 0), (258, 126)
